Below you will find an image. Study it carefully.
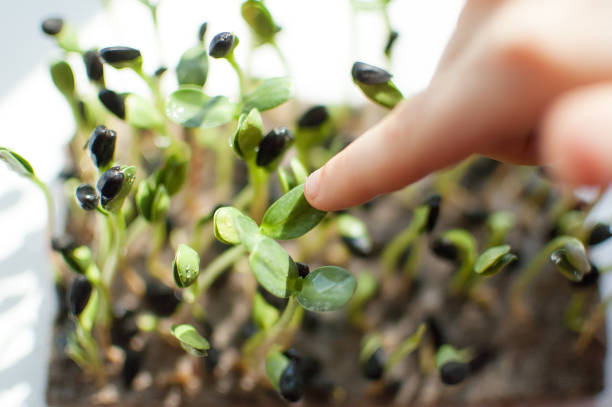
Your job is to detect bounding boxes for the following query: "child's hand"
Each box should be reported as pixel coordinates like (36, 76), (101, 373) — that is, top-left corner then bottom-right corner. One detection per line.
(306, 0), (612, 211)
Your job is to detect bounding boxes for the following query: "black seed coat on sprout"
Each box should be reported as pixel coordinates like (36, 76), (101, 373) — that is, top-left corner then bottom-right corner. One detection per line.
(83, 50), (104, 82)
(362, 348), (385, 380)
(122, 349), (143, 388)
(69, 275), (92, 317)
(468, 347), (497, 375)
(424, 194), (441, 233)
(97, 166), (124, 206)
(571, 264), (600, 288)
(256, 127), (294, 167)
(145, 280), (181, 317)
(297, 105), (329, 128)
(384, 31), (399, 56)
(588, 223), (612, 246)
(431, 238), (459, 262)
(88, 125), (116, 168)
(351, 62), (392, 85)
(425, 316), (446, 350)
(209, 32), (235, 58)
(111, 309), (138, 348)
(76, 184), (99, 210)
(296, 262), (310, 278)
(42, 18), (63, 35)
(198, 22), (208, 42)
(100, 46), (141, 64)
(204, 346), (220, 372)
(440, 361), (468, 385)
(99, 88), (126, 119)
(51, 235), (77, 254)
(279, 360), (303, 402)
(154, 66), (168, 77)
(341, 236), (373, 257)
(462, 207), (489, 226)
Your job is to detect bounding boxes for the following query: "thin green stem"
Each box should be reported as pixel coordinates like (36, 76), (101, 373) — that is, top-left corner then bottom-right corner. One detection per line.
(32, 176), (55, 236)
(226, 53), (246, 98)
(195, 245), (248, 296)
(381, 205), (428, 274)
(247, 161), (269, 222)
(271, 41), (290, 75)
(510, 235), (575, 301)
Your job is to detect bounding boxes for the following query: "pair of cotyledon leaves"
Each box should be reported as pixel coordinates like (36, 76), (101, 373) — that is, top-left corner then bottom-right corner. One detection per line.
(214, 184), (356, 312)
(166, 77), (292, 129)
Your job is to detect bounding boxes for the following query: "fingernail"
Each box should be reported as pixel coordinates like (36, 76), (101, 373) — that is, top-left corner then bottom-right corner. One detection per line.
(305, 169), (321, 202)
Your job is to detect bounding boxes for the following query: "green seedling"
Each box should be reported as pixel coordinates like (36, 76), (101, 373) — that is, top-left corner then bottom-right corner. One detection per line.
(86, 125), (116, 170)
(431, 229), (478, 294)
(360, 334), (385, 381)
(474, 245), (517, 277)
(436, 344), (471, 385)
(170, 324), (210, 357)
(337, 213), (373, 257)
(485, 211), (515, 248)
(385, 323), (426, 375)
(351, 61), (403, 109)
(172, 244), (200, 288)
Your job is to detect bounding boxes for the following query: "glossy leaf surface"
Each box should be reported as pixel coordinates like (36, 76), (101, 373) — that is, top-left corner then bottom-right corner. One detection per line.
(170, 324), (210, 357)
(241, 77), (292, 113)
(297, 266), (356, 312)
(249, 236), (298, 298)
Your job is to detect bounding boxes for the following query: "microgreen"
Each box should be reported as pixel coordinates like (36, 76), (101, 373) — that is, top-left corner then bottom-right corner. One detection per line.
(351, 61), (403, 109)
(170, 324), (210, 357)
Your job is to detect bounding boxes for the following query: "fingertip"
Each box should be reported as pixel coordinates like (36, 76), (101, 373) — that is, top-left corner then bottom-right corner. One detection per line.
(304, 168), (322, 208)
(541, 84), (612, 186)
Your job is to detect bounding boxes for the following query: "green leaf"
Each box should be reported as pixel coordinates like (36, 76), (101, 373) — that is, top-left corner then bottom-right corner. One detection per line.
(167, 88), (237, 128)
(435, 344), (468, 368)
(231, 108), (264, 159)
(337, 213), (369, 239)
(135, 179), (155, 220)
(150, 185), (170, 222)
(104, 165), (136, 213)
(166, 87), (208, 127)
(241, 0), (281, 44)
(474, 244), (517, 277)
(241, 77), (292, 113)
(170, 324), (210, 357)
(297, 266), (356, 312)
(550, 238), (591, 282)
(213, 206), (260, 249)
(79, 286), (99, 333)
(249, 236), (298, 298)
(260, 184), (326, 240)
(0, 147), (35, 177)
(125, 93), (165, 130)
(253, 292), (280, 331)
(156, 146), (190, 196)
(50, 60), (75, 97)
(176, 45), (209, 87)
(265, 349), (290, 390)
(385, 323), (426, 373)
(173, 244), (200, 288)
(354, 81), (403, 109)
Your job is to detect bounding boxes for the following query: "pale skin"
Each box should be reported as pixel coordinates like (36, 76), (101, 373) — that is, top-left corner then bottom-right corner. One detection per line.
(305, 0), (612, 211)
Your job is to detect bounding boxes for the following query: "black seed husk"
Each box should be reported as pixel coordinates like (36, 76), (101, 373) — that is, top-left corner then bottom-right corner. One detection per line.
(88, 125), (116, 168)
(99, 88), (126, 119)
(100, 46), (141, 64)
(425, 316), (446, 350)
(209, 32), (235, 58)
(83, 50), (104, 82)
(297, 105), (329, 128)
(384, 30), (399, 57)
(204, 346), (220, 372)
(122, 349), (143, 388)
(76, 184), (99, 210)
(468, 347), (497, 375)
(571, 264), (600, 288)
(341, 236), (373, 257)
(424, 194), (441, 233)
(42, 18), (63, 35)
(154, 66), (168, 77)
(351, 62), (392, 85)
(296, 262), (310, 278)
(440, 361), (468, 385)
(144, 280), (181, 317)
(198, 22), (208, 42)
(256, 127), (293, 167)
(588, 223), (612, 246)
(362, 347), (385, 380)
(97, 166), (124, 206)
(431, 238), (459, 262)
(51, 235), (77, 254)
(68, 275), (92, 317)
(279, 360), (303, 402)
(111, 308), (138, 348)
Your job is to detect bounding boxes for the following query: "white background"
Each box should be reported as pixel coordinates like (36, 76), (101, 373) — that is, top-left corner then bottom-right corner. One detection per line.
(1, 1), (610, 406)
